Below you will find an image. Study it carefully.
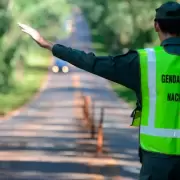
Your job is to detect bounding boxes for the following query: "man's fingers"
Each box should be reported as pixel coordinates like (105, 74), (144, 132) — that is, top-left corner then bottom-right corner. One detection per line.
(21, 29), (27, 33)
(21, 29), (31, 35)
(18, 24), (28, 32)
(18, 22), (39, 41)
(18, 23), (27, 29)
(18, 23), (34, 32)
(18, 23), (28, 28)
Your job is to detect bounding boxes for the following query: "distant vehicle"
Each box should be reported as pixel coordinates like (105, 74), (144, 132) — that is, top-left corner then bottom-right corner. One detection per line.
(65, 19), (73, 33)
(51, 57), (69, 73)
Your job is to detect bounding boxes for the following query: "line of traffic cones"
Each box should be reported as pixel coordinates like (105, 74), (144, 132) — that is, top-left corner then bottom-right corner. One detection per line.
(80, 94), (104, 154)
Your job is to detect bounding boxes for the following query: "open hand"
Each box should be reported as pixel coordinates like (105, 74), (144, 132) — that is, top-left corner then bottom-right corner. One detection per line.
(18, 23), (41, 41)
(18, 23), (49, 48)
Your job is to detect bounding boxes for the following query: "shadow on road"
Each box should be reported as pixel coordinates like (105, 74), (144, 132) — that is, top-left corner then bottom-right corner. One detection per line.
(0, 95), (139, 180)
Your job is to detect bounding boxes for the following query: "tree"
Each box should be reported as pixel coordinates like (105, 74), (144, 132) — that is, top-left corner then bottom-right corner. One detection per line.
(73, 0), (169, 54)
(0, 0), (72, 92)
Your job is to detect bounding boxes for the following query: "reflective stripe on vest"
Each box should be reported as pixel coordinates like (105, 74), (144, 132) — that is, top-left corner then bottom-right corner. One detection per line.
(138, 47), (180, 155)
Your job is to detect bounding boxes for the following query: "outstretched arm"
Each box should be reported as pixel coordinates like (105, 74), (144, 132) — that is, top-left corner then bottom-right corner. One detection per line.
(52, 44), (139, 91)
(18, 23), (140, 91)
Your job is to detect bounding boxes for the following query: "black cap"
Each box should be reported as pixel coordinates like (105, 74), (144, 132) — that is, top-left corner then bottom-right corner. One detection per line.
(155, 1), (180, 20)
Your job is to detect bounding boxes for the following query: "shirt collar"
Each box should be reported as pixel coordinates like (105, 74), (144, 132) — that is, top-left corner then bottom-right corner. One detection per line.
(161, 37), (180, 46)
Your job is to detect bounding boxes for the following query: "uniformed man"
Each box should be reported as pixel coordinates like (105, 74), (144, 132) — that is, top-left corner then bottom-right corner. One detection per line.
(18, 1), (180, 180)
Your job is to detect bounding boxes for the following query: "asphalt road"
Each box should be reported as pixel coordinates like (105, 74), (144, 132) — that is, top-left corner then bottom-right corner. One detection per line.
(0, 10), (140, 180)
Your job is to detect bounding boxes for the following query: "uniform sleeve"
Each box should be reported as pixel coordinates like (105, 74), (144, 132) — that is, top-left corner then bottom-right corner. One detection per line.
(52, 44), (140, 92)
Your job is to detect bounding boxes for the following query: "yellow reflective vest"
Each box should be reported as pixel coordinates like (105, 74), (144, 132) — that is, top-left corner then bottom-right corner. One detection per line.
(132, 46), (180, 155)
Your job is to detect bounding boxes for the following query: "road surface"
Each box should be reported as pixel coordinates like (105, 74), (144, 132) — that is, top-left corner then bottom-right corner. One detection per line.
(0, 10), (140, 180)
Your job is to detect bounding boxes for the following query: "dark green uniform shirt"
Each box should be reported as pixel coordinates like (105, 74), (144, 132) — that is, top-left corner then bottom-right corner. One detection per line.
(52, 37), (180, 102)
(52, 37), (180, 159)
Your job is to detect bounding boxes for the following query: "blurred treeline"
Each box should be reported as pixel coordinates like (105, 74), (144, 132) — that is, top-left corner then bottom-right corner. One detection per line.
(1, 0), (179, 105)
(0, 0), (71, 93)
(72, 0), (176, 54)
(71, 0), (179, 104)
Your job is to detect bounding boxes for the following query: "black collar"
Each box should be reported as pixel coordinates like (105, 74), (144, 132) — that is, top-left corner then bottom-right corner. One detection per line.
(161, 37), (180, 46)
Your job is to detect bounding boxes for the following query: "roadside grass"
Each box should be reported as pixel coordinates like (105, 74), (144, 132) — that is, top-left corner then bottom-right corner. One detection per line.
(91, 29), (136, 106)
(111, 82), (136, 106)
(0, 51), (51, 116)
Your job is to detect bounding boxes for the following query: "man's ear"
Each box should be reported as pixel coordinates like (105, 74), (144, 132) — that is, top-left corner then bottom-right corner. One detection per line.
(154, 21), (160, 32)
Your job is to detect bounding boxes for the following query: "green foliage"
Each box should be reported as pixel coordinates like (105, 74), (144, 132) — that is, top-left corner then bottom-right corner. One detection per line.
(73, 0), (171, 54)
(0, 51), (50, 116)
(0, 0), (72, 115)
(0, 0), (71, 92)
(112, 82), (136, 106)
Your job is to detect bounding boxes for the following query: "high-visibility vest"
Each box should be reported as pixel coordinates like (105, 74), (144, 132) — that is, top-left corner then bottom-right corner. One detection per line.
(137, 46), (180, 155)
